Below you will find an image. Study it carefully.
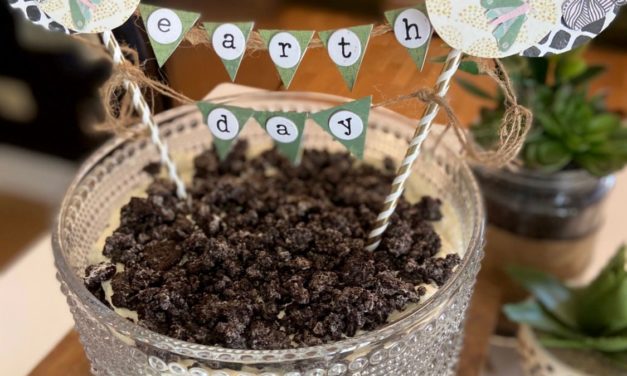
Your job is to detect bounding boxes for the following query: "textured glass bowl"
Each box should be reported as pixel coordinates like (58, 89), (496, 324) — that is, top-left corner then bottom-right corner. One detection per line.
(53, 90), (485, 376)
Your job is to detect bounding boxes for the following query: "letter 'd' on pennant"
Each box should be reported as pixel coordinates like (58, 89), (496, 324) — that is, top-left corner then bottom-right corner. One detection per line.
(311, 97), (372, 159)
(259, 30), (315, 89)
(254, 111), (307, 164)
(384, 5), (434, 71)
(318, 25), (373, 91)
(204, 22), (255, 81)
(197, 102), (253, 160)
(139, 4), (200, 67)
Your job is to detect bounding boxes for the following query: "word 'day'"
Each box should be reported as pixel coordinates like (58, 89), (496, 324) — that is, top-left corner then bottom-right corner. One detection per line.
(311, 97), (372, 159)
(260, 30), (314, 88)
(197, 102), (253, 160)
(140, 5), (200, 67)
(205, 22), (255, 81)
(255, 112), (307, 164)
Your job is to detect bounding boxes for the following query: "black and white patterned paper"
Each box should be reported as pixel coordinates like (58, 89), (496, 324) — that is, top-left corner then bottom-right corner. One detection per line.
(8, 0), (70, 34)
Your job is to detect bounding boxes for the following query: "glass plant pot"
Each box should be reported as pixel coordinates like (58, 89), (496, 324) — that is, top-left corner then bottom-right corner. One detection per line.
(53, 90), (485, 376)
(473, 167), (615, 309)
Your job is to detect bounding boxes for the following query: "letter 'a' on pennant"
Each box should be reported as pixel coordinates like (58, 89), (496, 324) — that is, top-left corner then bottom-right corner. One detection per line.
(197, 102), (253, 160)
(139, 4), (200, 68)
(384, 5), (433, 71)
(318, 25), (373, 91)
(254, 111), (307, 164)
(204, 22), (254, 81)
(258, 30), (314, 89)
(311, 97), (372, 160)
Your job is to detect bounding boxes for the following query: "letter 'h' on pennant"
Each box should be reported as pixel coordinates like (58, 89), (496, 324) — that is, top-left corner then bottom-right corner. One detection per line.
(259, 30), (314, 89)
(311, 97), (372, 159)
(204, 22), (255, 81)
(384, 5), (434, 71)
(197, 102), (253, 160)
(139, 4), (200, 68)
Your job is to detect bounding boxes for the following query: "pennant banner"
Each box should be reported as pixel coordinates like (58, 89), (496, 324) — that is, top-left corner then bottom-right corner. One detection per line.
(204, 22), (255, 81)
(384, 5), (433, 71)
(311, 97), (372, 159)
(319, 25), (373, 91)
(140, 5), (200, 67)
(197, 102), (254, 160)
(254, 111), (308, 164)
(259, 30), (315, 89)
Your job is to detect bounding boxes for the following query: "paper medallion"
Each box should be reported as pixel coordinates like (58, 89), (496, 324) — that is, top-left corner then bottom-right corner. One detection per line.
(38, 0), (140, 33)
(426, 0), (562, 58)
(522, 0), (626, 57)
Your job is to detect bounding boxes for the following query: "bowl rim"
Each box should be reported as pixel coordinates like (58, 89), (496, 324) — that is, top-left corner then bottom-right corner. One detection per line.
(52, 89), (485, 363)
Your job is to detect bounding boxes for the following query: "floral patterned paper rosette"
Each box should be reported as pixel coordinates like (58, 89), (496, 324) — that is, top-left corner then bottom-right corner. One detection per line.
(37, 0), (140, 33)
(426, 0), (562, 58)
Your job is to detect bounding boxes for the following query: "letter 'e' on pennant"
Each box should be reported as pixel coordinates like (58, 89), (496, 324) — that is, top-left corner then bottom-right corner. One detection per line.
(384, 5), (433, 71)
(254, 111), (307, 164)
(259, 30), (314, 89)
(311, 97), (372, 159)
(197, 102), (253, 160)
(318, 25), (373, 91)
(204, 22), (254, 81)
(139, 4), (200, 68)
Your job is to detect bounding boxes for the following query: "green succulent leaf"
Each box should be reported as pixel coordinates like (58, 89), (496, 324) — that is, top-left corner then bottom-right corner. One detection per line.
(569, 65), (606, 87)
(539, 333), (627, 353)
(459, 61), (481, 75)
(456, 78), (496, 101)
(503, 300), (580, 339)
(586, 114), (621, 135)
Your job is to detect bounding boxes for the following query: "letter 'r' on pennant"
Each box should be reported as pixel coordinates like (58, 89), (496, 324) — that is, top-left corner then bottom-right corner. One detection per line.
(384, 5), (434, 71)
(311, 97), (372, 160)
(318, 25), (373, 91)
(204, 22), (254, 81)
(254, 111), (307, 164)
(259, 30), (314, 89)
(197, 102), (253, 160)
(139, 4), (200, 68)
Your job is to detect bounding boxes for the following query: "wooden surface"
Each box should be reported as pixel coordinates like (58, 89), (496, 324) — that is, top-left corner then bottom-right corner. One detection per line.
(27, 3), (627, 376)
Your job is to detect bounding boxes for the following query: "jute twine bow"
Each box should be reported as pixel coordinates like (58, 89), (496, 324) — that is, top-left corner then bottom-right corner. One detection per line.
(94, 39), (530, 168)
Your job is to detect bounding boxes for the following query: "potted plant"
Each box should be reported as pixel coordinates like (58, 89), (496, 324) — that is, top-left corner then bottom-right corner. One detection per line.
(504, 245), (627, 375)
(458, 48), (627, 313)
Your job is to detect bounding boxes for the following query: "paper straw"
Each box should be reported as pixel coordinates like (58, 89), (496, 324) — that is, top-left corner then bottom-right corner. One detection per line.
(100, 30), (187, 199)
(366, 48), (463, 252)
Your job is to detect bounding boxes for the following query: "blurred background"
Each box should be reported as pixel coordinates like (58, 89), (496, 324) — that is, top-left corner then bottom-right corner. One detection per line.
(1, 0), (626, 375)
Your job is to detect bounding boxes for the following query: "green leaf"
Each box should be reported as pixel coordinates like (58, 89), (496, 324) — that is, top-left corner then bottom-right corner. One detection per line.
(528, 58), (549, 84)
(459, 61), (481, 75)
(535, 113), (563, 138)
(503, 300), (581, 339)
(570, 66), (606, 87)
(507, 266), (578, 328)
(586, 114), (621, 135)
(430, 55), (447, 63)
(539, 333), (627, 353)
(456, 78), (496, 101)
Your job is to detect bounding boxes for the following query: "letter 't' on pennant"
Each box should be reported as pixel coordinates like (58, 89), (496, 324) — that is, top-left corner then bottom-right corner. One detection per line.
(197, 102), (253, 160)
(318, 25), (373, 91)
(311, 97), (372, 160)
(384, 5), (433, 71)
(259, 30), (314, 89)
(254, 111), (307, 164)
(204, 22), (254, 81)
(139, 4), (200, 68)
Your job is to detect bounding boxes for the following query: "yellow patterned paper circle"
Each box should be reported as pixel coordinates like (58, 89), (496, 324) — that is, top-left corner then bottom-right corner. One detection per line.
(426, 0), (561, 58)
(38, 0), (140, 33)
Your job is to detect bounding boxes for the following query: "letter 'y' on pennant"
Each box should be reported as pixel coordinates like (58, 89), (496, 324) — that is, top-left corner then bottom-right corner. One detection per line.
(204, 22), (254, 81)
(318, 25), (373, 91)
(139, 4), (200, 68)
(311, 97), (372, 160)
(254, 111), (307, 164)
(197, 102), (253, 160)
(384, 5), (434, 71)
(259, 30), (314, 89)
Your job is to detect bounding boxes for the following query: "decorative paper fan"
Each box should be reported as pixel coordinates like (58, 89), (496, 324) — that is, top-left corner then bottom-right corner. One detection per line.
(38, 0), (140, 33)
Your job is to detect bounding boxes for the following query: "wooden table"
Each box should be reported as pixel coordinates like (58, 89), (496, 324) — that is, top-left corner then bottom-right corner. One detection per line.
(27, 3), (627, 375)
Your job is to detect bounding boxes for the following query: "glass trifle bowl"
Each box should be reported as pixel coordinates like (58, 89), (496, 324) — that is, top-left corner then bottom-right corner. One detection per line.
(53, 89), (485, 376)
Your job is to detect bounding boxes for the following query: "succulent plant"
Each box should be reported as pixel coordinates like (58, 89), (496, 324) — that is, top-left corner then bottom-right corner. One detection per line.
(504, 245), (627, 369)
(456, 47), (627, 176)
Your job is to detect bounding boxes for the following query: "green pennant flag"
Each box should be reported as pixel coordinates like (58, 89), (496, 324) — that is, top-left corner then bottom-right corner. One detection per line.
(254, 111), (307, 164)
(259, 30), (314, 88)
(384, 5), (434, 71)
(311, 97), (372, 159)
(318, 25), (373, 91)
(204, 22), (254, 81)
(197, 102), (253, 160)
(139, 5), (200, 68)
